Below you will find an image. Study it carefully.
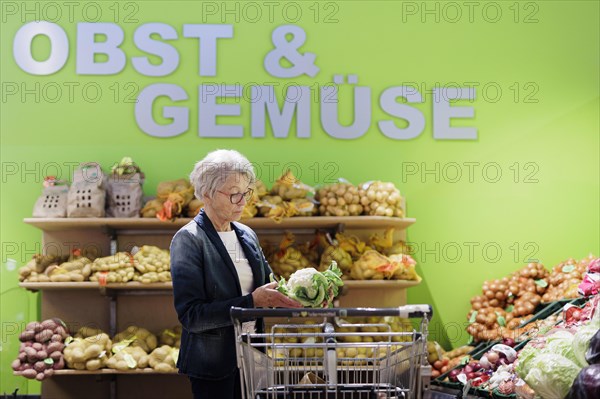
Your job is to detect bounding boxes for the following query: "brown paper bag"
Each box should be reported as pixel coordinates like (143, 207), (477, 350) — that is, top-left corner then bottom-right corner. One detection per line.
(106, 172), (144, 217)
(67, 163), (106, 218)
(32, 181), (69, 218)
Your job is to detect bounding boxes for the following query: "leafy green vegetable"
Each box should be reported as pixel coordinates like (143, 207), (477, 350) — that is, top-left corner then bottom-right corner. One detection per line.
(521, 354), (580, 399)
(272, 261), (343, 308)
(573, 319), (600, 367)
(545, 330), (578, 365)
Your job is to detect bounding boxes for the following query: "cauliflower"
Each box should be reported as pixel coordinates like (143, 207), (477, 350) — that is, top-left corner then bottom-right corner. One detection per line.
(273, 261), (343, 308)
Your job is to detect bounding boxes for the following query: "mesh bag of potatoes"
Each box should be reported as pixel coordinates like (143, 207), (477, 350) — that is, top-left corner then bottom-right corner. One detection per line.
(63, 327), (112, 371)
(107, 345), (149, 371)
(44, 256), (92, 283)
(19, 253), (69, 282)
(89, 252), (135, 284)
(315, 232), (353, 278)
(148, 345), (179, 372)
(270, 170), (314, 200)
(268, 233), (316, 279)
(358, 181), (404, 217)
(106, 326), (157, 371)
(132, 245), (171, 284)
(257, 195), (286, 221)
(350, 250), (399, 280)
(315, 182), (363, 217)
(141, 179), (194, 220)
(158, 325), (182, 348)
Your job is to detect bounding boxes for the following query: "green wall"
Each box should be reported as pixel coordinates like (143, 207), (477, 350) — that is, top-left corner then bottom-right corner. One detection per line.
(1, 1), (598, 394)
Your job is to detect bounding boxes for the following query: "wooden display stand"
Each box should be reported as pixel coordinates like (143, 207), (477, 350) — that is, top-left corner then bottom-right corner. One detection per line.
(20, 216), (418, 399)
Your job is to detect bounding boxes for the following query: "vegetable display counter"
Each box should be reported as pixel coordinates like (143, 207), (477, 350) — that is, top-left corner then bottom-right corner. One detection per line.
(21, 215), (418, 399)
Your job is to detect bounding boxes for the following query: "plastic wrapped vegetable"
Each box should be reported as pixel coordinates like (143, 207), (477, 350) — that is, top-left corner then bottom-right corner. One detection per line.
(315, 182), (363, 216)
(45, 257), (92, 282)
(350, 250), (398, 280)
(89, 252), (135, 284)
(519, 353), (580, 399)
(273, 261), (343, 308)
(268, 233), (315, 279)
(254, 180), (268, 198)
(113, 326), (157, 353)
(158, 326), (182, 348)
(106, 346), (149, 371)
(155, 179), (194, 221)
(315, 232), (352, 277)
(133, 245), (169, 271)
(388, 254), (420, 281)
(63, 330), (112, 371)
(270, 170), (314, 200)
(358, 181), (404, 217)
(19, 253), (69, 282)
(140, 199), (164, 218)
(578, 257), (600, 296)
(149, 345), (179, 372)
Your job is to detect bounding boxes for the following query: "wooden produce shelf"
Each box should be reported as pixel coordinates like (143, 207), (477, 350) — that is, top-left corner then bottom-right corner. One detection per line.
(19, 282), (173, 292)
(15, 369), (180, 376)
(19, 280), (421, 293)
(24, 216), (416, 232)
(343, 279), (421, 289)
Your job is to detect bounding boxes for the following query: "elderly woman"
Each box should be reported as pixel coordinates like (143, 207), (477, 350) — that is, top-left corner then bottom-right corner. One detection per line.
(170, 149), (301, 399)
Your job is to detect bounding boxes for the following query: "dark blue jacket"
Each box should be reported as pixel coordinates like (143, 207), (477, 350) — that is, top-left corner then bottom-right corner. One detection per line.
(170, 209), (271, 379)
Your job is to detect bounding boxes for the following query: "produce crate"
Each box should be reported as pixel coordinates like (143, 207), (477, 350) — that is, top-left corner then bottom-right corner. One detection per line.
(432, 342), (497, 390)
(517, 300), (565, 329)
(433, 340), (528, 398)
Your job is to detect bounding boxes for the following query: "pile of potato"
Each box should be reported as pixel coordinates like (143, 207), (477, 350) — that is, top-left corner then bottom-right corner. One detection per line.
(132, 245), (171, 284)
(89, 252), (135, 284)
(315, 183), (363, 217)
(12, 319), (69, 380)
(358, 181), (404, 218)
(466, 262), (549, 342)
(542, 255), (590, 302)
(64, 327), (112, 370)
(466, 256), (596, 342)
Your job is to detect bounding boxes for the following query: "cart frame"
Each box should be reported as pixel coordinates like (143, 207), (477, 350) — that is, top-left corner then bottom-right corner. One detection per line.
(231, 305), (433, 399)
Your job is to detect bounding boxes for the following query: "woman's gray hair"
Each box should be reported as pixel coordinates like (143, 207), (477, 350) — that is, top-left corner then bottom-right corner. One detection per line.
(189, 149), (256, 200)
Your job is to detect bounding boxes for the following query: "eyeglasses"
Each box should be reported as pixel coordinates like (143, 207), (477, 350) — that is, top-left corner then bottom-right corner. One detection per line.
(217, 188), (254, 204)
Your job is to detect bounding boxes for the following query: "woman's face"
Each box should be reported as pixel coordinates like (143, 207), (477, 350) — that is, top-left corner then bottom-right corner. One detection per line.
(203, 173), (251, 223)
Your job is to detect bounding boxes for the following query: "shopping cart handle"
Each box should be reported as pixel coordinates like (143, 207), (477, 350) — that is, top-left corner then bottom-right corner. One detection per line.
(230, 304), (433, 321)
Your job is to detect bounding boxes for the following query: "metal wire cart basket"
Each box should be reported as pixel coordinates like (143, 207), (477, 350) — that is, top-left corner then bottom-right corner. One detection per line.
(231, 305), (433, 399)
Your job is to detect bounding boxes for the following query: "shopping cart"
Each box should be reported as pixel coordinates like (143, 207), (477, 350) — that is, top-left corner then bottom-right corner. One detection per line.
(231, 305), (433, 399)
